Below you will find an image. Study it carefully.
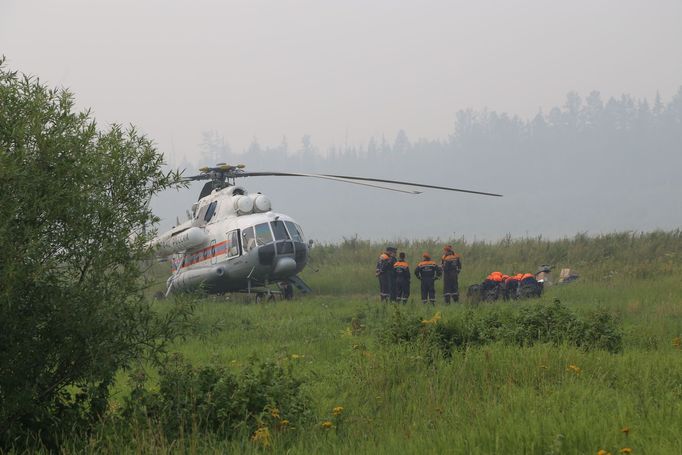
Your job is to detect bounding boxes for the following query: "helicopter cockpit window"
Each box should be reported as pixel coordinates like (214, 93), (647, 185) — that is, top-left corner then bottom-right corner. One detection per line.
(254, 223), (273, 246)
(270, 220), (290, 241)
(296, 224), (305, 241)
(242, 226), (256, 252)
(226, 230), (240, 258)
(284, 221), (303, 242)
(204, 201), (218, 222)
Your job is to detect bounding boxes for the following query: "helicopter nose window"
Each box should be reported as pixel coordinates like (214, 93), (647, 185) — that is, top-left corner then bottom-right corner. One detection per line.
(254, 222), (273, 246)
(270, 220), (290, 241)
(284, 221), (303, 242)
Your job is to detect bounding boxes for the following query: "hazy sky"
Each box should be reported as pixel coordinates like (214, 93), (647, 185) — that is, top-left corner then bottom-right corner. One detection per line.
(3, 0), (682, 160)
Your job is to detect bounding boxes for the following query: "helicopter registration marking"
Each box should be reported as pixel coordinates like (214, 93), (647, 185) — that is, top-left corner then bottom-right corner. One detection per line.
(171, 240), (228, 271)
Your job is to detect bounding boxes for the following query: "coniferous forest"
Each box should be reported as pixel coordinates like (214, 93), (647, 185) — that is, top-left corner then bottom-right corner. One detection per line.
(158, 88), (682, 241)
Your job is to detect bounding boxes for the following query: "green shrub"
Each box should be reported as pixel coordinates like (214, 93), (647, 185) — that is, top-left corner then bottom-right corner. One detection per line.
(0, 59), (185, 451)
(122, 355), (312, 441)
(580, 309), (623, 353)
(380, 301), (623, 356)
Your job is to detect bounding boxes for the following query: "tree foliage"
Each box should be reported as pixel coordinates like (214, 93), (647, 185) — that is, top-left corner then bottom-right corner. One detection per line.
(0, 58), (185, 450)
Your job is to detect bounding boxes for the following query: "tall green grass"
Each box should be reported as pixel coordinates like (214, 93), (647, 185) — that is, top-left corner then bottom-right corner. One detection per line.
(31, 231), (682, 453)
(303, 231), (682, 295)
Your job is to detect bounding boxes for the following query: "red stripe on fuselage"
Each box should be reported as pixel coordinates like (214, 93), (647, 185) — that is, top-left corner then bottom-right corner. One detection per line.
(171, 240), (229, 271)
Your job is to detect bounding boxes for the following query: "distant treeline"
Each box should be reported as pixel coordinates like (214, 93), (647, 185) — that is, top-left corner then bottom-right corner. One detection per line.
(159, 88), (682, 241)
(191, 88), (682, 176)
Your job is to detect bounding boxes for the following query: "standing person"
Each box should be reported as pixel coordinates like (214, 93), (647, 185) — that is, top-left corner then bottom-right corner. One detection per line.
(415, 252), (442, 305)
(441, 245), (462, 304)
(386, 246), (398, 302)
(393, 252), (411, 304)
(375, 246), (396, 302)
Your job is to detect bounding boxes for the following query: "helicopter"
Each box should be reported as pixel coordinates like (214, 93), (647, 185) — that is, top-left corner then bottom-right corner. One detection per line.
(148, 164), (502, 299)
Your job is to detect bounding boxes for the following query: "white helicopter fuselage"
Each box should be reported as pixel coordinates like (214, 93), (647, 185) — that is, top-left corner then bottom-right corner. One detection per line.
(149, 162), (502, 296)
(150, 185), (309, 295)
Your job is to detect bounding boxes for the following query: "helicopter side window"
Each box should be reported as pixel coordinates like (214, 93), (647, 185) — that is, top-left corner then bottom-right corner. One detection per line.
(204, 201), (218, 222)
(226, 229), (240, 258)
(284, 221), (303, 242)
(270, 220), (290, 241)
(242, 226), (256, 252)
(254, 223), (273, 246)
(296, 224), (305, 241)
(196, 204), (208, 221)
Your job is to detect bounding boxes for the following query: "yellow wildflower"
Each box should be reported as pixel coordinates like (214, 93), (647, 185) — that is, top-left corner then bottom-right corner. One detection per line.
(251, 427), (271, 448)
(291, 354), (304, 360)
(619, 448), (632, 454)
(321, 420), (333, 429)
(597, 450), (611, 455)
(621, 426), (630, 436)
(280, 419), (289, 427)
(269, 406), (280, 419)
(566, 364), (581, 375)
(421, 311), (442, 325)
(332, 406), (344, 417)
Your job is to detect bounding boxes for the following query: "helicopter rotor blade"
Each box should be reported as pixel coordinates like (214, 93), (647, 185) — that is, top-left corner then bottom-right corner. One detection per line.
(321, 174), (503, 197)
(239, 172), (421, 194)
(181, 174), (210, 182)
(238, 172), (502, 197)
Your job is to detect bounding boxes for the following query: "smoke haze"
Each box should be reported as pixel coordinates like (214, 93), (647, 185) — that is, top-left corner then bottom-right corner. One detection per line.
(2, 0), (681, 241)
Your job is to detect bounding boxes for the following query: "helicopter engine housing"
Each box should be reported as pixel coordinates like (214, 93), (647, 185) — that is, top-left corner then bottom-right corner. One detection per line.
(152, 227), (208, 256)
(252, 194), (271, 213)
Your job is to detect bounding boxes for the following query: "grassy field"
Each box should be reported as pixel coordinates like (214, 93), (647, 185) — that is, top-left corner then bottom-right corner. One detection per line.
(83, 232), (682, 454)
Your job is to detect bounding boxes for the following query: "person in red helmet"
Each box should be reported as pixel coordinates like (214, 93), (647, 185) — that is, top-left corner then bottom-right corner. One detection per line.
(415, 252), (442, 305)
(441, 245), (462, 304)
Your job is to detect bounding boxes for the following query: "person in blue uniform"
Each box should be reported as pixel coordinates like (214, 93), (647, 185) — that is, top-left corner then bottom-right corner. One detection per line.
(393, 252), (411, 303)
(375, 246), (397, 301)
(415, 252), (442, 305)
(441, 245), (462, 303)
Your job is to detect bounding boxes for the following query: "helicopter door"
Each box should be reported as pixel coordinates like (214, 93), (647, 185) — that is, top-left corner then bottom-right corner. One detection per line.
(210, 239), (217, 264)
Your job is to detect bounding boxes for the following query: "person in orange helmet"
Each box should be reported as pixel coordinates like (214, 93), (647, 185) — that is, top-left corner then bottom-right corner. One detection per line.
(415, 252), (442, 305)
(441, 245), (462, 304)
